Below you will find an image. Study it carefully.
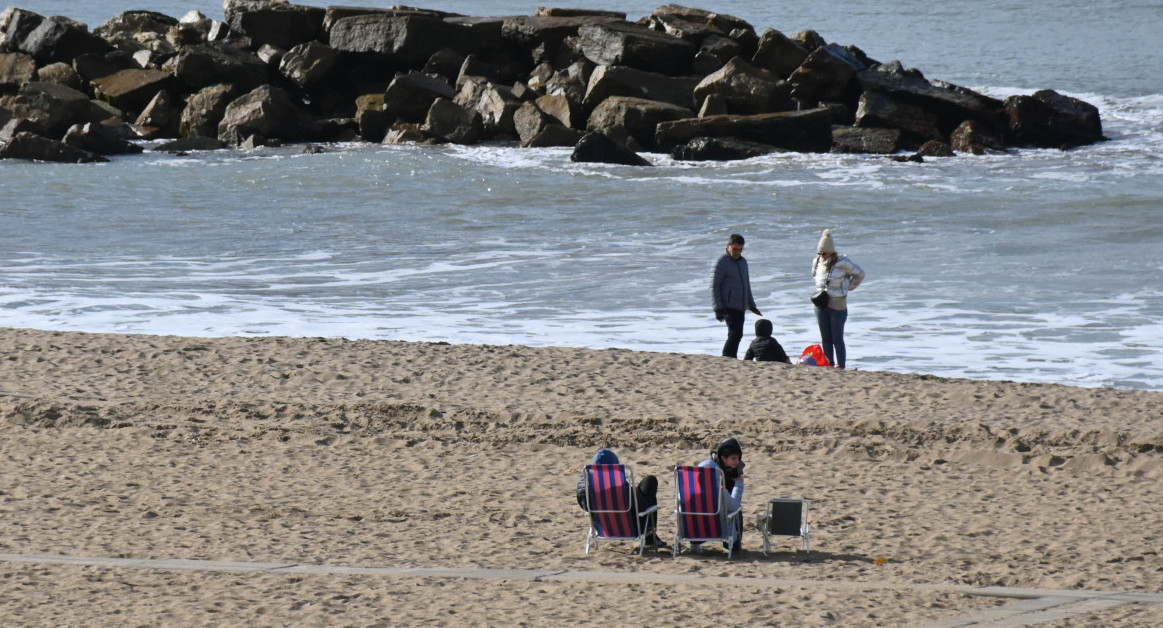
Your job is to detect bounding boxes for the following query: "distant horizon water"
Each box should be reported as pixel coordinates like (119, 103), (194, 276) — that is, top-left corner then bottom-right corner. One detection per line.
(3, 1), (1161, 391)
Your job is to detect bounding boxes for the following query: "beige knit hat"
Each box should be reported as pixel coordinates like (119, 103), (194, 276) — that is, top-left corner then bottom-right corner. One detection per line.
(817, 229), (836, 253)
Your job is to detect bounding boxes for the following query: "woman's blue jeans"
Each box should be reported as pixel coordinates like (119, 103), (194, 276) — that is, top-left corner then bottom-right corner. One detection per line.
(815, 307), (848, 367)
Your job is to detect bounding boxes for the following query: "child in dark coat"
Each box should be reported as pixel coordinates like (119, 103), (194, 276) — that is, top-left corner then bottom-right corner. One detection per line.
(743, 319), (791, 363)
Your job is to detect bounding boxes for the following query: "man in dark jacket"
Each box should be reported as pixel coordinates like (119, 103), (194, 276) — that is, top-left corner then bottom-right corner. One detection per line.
(711, 233), (762, 358)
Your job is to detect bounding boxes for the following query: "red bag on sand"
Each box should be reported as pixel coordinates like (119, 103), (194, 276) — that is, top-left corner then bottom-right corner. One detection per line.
(798, 344), (831, 367)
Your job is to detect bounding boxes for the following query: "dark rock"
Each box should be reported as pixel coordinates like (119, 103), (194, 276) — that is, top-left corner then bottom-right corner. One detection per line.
(577, 22), (697, 76)
(0, 117), (40, 142)
(0, 131), (108, 162)
(165, 43), (271, 92)
(421, 97), (482, 144)
(640, 5), (756, 46)
(692, 35), (743, 75)
(791, 30), (827, 53)
(543, 61), (591, 104)
(424, 48), (466, 81)
(693, 56), (794, 115)
(570, 131), (652, 166)
(155, 135), (229, 151)
(587, 95), (692, 151)
(228, 4), (325, 50)
(890, 153), (924, 163)
(383, 72), (456, 123)
(525, 123), (585, 147)
(950, 119), (1007, 155)
(500, 15), (622, 60)
(534, 8), (626, 19)
(135, 89), (180, 138)
(0, 52), (37, 88)
(916, 139), (954, 157)
(655, 108), (834, 153)
(180, 83), (241, 137)
(382, 122), (427, 144)
(855, 90), (942, 144)
(831, 125), (903, 154)
(457, 54), (523, 87)
(787, 43), (868, 107)
(16, 16), (114, 65)
(751, 28), (808, 79)
(303, 117), (359, 142)
(279, 41), (338, 89)
(857, 68), (1007, 137)
(355, 92), (388, 141)
(91, 68), (173, 114)
(0, 81), (93, 137)
(62, 121), (144, 154)
(1, 8), (46, 53)
(583, 64), (699, 110)
(256, 44), (284, 67)
(671, 136), (783, 161)
(698, 93), (728, 117)
(1005, 89), (1104, 149)
(71, 51), (136, 83)
(217, 84), (304, 145)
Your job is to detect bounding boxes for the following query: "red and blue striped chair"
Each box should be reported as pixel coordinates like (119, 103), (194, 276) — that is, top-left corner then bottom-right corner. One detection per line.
(673, 465), (741, 559)
(582, 464), (659, 555)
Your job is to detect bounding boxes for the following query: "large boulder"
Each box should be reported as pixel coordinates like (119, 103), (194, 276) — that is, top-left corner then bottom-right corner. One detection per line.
(0, 81), (93, 137)
(1, 8), (46, 53)
(692, 56), (794, 115)
(217, 84), (304, 145)
(535, 93), (582, 128)
(164, 43), (271, 92)
(453, 77), (520, 139)
(640, 5), (756, 46)
(570, 131), (652, 166)
(0, 131), (108, 162)
(950, 119), (1007, 155)
(787, 43), (868, 107)
(513, 100), (555, 146)
(14, 16), (114, 65)
(71, 51), (137, 83)
(180, 83), (241, 137)
(135, 89), (181, 138)
(856, 67), (1007, 137)
(831, 126), (903, 154)
(524, 123), (585, 147)
(671, 136), (783, 161)
(854, 89), (942, 144)
(279, 41), (338, 89)
(91, 68), (173, 114)
(583, 64), (700, 110)
(655, 108), (834, 153)
(382, 72), (456, 123)
(62, 121), (144, 154)
(751, 28), (808, 79)
(228, 4), (325, 50)
(692, 34), (744, 75)
(329, 13), (471, 66)
(35, 62), (84, 90)
(500, 15), (621, 61)
(421, 97), (482, 144)
(1004, 89), (1104, 149)
(587, 95), (692, 151)
(577, 22), (697, 76)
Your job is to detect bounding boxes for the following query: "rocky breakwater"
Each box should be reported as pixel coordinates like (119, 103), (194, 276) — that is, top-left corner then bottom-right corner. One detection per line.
(0, 1), (1105, 164)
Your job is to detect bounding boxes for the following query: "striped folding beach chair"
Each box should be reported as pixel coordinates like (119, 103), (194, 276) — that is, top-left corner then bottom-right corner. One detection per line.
(673, 465), (741, 559)
(582, 464), (658, 555)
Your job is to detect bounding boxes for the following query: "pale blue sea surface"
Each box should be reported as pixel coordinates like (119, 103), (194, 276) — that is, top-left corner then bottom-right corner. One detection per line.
(2, 1), (1161, 390)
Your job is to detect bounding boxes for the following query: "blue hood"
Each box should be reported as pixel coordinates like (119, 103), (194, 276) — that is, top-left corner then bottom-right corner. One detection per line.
(592, 448), (620, 465)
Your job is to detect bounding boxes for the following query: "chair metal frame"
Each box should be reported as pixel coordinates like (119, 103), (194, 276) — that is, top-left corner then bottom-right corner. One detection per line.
(582, 463), (659, 556)
(672, 465), (742, 559)
(757, 497), (811, 555)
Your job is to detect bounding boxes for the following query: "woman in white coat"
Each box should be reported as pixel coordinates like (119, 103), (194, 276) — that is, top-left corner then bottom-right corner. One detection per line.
(812, 229), (865, 369)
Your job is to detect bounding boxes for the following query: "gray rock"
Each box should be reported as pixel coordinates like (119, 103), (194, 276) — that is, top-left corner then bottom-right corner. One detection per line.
(135, 89), (180, 138)
(279, 41), (338, 89)
(1004, 89), (1104, 149)
(655, 108), (834, 153)
(16, 16), (114, 65)
(577, 22), (697, 76)
(587, 95), (692, 151)
(525, 123), (585, 147)
(383, 72), (456, 123)
(672, 136), (783, 161)
(180, 83), (240, 138)
(62, 121), (144, 154)
(164, 43), (270, 92)
(514, 100), (554, 146)
(155, 136), (229, 152)
(71, 51), (136, 83)
(535, 93), (582, 128)
(94, 10), (179, 55)
(0, 81), (93, 138)
(950, 119), (1007, 155)
(228, 4), (325, 50)
(329, 13), (470, 67)
(91, 68), (174, 115)
(454, 78), (520, 139)
(583, 64), (700, 110)
(856, 68), (1007, 136)
(217, 84), (304, 145)
(831, 125), (903, 154)
(0, 52), (38, 88)
(34, 62), (83, 90)
(855, 90), (942, 144)
(0, 130), (108, 162)
(788, 43), (868, 107)
(421, 97), (482, 144)
(693, 56), (794, 115)
(570, 131), (652, 166)
(751, 28), (808, 79)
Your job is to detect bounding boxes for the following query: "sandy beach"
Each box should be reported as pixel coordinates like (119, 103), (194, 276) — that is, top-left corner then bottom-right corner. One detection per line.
(1, 327), (1161, 626)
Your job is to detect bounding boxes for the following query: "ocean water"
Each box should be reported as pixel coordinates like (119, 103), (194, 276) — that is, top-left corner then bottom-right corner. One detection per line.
(2, 1), (1161, 391)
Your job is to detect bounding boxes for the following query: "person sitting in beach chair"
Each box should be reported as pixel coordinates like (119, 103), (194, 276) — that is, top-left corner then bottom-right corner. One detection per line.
(673, 438), (746, 558)
(576, 448), (665, 554)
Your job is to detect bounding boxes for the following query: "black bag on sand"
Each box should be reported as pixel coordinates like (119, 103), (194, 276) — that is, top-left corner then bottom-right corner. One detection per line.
(811, 289), (829, 308)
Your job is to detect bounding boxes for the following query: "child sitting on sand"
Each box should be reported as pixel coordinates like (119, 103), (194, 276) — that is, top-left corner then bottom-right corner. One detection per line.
(743, 319), (791, 363)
